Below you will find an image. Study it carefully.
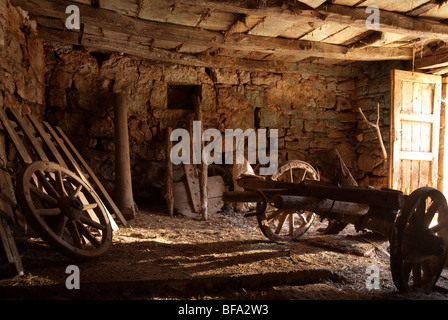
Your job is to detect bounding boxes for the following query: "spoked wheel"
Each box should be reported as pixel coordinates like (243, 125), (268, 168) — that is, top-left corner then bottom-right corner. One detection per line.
(17, 161), (112, 261)
(257, 160), (319, 242)
(390, 187), (448, 293)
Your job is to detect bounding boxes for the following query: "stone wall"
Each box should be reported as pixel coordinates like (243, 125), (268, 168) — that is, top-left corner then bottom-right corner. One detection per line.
(0, 0), (421, 209)
(0, 0), (45, 116)
(354, 60), (410, 188)
(43, 45), (363, 203)
(0, 0), (411, 204)
(0, 0), (45, 189)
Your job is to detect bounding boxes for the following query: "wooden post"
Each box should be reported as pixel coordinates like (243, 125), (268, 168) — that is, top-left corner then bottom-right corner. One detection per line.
(195, 96), (208, 220)
(439, 77), (447, 193)
(114, 93), (136, 220)
(165, 127), (174, 217)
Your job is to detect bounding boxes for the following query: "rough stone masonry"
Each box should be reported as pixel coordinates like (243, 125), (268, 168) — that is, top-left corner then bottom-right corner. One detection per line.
(0, 0), (409, 206)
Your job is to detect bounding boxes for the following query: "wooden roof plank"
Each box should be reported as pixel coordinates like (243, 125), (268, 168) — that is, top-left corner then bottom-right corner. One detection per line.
(420, 3), (448, 19)
(278, 21), (315, 39)
(355, 0), (430, 13)
(407, 1), (442, 16)
(297, 0), (327, 9)
(248, 16), (297, 37)
(300, 24), (347, 42)
(321, 26), (366, 45)
(166, 4), (204, 27)
(197, 10), (241, 31)
(175, 1), (448, 40)
(19, 0), (412, 61)
(332, 0), (360, 5)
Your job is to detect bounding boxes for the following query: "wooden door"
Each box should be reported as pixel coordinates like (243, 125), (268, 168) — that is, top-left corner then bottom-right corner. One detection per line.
(390, 70), (442, 194)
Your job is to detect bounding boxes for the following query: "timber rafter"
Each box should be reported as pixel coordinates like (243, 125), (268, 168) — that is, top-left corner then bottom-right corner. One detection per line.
(11, 0), (448, 74)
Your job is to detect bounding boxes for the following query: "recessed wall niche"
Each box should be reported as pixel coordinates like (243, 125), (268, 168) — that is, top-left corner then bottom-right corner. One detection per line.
(166, 84), (202, 110)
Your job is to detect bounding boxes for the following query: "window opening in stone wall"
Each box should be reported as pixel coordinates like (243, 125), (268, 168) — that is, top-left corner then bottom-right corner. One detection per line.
(167, 84), (201, 110)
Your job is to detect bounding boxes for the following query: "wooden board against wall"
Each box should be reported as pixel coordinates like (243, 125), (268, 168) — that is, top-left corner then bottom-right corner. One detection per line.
(390, 70), (442, 194)
(173, 175), (225, 217)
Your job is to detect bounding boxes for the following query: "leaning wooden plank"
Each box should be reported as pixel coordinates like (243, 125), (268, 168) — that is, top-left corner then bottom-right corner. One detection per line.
(183, 164), (201, 213)
(174, 176), (225, 217)
(42, 122), (87, 179)
(164, 127), (174, 217)
(27, 114), (68, 167)
(0, 185), (14, 225)
(0, 132), (25, 228)
(0, 109), (33, 164)
(23, 116), (118, 231)
(194, 97), (208, 220)
(8, 108), (48, 161)
(38, 122), (122, 229)
(53, 125), (128, 226)
(0, 134), (17, 221)
(0, 217), (24, 276)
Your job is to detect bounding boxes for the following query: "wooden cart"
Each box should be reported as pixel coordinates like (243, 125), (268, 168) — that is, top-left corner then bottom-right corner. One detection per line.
(223, 159), (448, 293)
(0, 107), (127, 264)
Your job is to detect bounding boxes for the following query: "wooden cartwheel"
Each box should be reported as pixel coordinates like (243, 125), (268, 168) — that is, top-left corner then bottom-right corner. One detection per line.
(390, 187), (448, 293)
(0, 107), (126, 266)
(256, 160), (319, 242)
(17, 161), (113, 261)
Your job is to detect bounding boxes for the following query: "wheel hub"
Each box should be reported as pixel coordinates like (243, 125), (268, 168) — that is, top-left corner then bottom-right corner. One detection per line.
(58, 196), (83, 220)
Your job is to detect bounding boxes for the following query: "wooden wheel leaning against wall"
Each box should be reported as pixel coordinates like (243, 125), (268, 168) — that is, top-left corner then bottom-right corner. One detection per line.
(257, 160), (319, 242)
(16, 161), (113, 261)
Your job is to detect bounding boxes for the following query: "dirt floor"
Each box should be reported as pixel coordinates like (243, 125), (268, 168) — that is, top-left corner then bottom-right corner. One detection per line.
(1, 205), (448, 300)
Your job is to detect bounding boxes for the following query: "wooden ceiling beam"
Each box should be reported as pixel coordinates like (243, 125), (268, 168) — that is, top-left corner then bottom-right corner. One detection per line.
(428, 65), (448, 75)
(13, 0), (412, 62)
(37, 26), (360, 76)
(415, 50), (448, 69)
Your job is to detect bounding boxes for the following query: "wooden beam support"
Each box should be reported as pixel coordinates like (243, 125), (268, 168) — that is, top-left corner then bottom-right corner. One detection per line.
(113, 93), (136, 220)
(12, 0), (412, 63)
(37, 27), (360, 76)
(428, 66), (448, 75)
(415, 50), (448, 70)
(318, 4), (448, 41)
